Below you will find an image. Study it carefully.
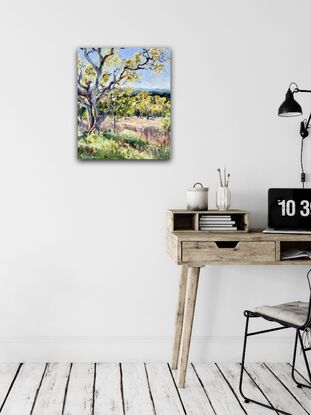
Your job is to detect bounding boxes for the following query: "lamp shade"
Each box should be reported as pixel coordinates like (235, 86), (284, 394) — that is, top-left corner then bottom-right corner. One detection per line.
(278, 89), (302, 117)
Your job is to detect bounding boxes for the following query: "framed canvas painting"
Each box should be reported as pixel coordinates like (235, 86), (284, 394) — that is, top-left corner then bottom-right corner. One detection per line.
(77, 48), (171, 160)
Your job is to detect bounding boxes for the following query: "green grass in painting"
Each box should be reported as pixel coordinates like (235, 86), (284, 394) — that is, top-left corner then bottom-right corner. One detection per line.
(78, 132), (170, 160)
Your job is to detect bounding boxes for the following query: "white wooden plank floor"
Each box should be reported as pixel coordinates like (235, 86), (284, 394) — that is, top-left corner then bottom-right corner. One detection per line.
(0, 363), (309, 414)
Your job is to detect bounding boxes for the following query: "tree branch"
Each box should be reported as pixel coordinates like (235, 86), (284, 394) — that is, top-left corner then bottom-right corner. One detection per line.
(83, 48), (99, 71)
(99, 48), (114, 71)
(78, 95), (91, 109)
(94, 48), (115, 90)
(78, 82), (88, 97)
(96, 54), (154, 101)
(77, 63), (89, 95)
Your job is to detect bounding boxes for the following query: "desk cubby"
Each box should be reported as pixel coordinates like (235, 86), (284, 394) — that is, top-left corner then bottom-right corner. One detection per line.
(279, 240), (311, 262)
(171, 212), (196, 231)
(168, 209), (249, 232)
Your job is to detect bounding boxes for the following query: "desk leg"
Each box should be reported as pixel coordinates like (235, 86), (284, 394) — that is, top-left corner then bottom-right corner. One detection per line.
(171, 265), (188, 370)
(177, 266), (200, 388)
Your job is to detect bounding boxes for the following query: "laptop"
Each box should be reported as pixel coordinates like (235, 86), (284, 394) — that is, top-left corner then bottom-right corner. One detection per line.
(263, 188), (311, 234)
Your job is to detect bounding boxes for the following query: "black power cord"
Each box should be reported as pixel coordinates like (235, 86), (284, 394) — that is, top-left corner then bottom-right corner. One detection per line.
(299, 114), (311, 188)
(307, 268), (311, 292)
(300, 137), (306, 188)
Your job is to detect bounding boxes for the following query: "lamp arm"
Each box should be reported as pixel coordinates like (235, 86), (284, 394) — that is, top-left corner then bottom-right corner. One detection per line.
(296, 88), (311, 93)
(300, 112), (311, 140)
(295, 87), (311, 131)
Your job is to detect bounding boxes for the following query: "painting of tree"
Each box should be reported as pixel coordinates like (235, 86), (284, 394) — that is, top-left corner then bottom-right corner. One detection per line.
(77, 48), (171, 160)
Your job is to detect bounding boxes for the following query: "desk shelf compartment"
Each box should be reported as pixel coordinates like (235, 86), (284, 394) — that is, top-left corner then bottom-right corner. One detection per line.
(168, 210), (249, 232)
(279, 240), (311, 262)
(168, 212), (197, 231)
(198, 212), (248, 232)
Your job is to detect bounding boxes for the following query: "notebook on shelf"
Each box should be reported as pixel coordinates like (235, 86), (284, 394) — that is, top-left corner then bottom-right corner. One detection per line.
(281, 248), (311, 260)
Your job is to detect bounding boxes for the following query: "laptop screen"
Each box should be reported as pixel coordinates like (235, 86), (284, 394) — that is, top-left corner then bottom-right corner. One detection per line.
(268, 188), (311, 230)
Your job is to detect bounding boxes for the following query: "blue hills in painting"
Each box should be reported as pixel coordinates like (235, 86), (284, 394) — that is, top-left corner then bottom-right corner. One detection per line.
(132, 88), (170, 99)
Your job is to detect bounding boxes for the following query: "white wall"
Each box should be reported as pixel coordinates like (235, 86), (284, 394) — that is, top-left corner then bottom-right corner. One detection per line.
(0, 0), (310, 362)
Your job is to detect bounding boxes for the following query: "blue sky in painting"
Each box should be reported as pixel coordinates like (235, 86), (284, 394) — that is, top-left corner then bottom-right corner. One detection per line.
(78, 47), (170, 90)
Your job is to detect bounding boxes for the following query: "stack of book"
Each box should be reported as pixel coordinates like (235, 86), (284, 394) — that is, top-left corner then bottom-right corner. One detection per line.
(199, 215), (237, 231)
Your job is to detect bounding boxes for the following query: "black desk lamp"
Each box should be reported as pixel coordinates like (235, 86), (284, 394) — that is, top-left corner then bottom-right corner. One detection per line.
(278, 82), (311, 186)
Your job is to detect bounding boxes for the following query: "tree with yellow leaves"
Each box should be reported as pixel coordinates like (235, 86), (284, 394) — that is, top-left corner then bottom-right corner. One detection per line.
(77, 48), (168, 133)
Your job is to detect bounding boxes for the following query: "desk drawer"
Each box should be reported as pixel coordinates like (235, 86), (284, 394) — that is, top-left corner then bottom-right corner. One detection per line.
(182, 241), (275, 263)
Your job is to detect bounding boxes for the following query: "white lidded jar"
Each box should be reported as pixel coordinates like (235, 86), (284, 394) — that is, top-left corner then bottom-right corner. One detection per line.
(187, 183), (209, 210)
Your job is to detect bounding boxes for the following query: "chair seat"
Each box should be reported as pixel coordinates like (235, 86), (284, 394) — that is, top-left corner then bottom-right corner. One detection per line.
(254, 301), (309, 327)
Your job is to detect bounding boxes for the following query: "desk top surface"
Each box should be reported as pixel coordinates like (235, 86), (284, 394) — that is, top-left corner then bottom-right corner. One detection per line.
(170, 229), (311, 242)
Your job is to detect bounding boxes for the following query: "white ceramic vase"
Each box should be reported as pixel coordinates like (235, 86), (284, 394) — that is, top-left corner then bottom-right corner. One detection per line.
(216, 187), (231, 210)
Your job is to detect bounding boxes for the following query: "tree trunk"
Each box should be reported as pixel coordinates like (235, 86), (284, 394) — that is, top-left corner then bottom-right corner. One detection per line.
(95, 113), (108, 131)
(86, 105), (95, 132)
(88, 88), (98, 132)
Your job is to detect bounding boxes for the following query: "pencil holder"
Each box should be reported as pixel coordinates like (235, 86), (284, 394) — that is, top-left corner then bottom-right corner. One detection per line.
(216, 187), (231, 210)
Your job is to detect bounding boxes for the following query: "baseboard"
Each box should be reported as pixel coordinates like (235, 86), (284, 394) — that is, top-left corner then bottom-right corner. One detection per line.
(0, 335), (295, 362)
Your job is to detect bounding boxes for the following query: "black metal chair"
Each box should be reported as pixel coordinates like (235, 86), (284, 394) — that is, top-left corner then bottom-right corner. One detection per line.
(239, 269), (311, 415)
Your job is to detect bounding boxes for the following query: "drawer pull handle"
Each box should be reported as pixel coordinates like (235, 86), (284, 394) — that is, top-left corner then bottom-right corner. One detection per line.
(215, 241), (239, 248)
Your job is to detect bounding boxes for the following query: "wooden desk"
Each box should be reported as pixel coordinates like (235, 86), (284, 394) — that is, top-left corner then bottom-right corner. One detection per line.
(167, 210), (311, 387)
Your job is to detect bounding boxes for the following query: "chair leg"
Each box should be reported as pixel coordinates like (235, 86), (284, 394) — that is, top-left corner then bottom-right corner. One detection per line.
(239, 312), (250, 403)
(292, 329), (311, 388)
(239, 313), (292, 415)
(297, 330), (311, 388)
(291, 329), (301, 387)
